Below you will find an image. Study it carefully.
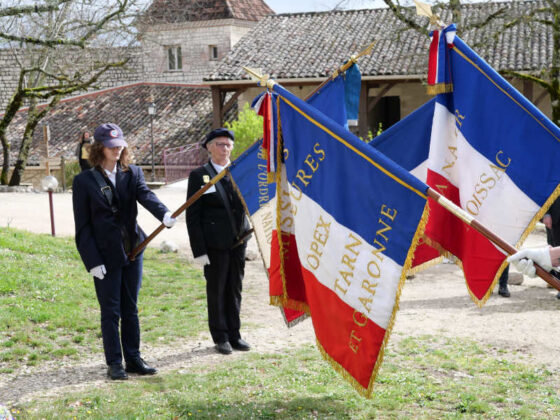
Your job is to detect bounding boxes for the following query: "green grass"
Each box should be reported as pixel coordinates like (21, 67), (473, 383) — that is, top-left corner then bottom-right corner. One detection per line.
(13, 337), (560, 419)
(2, 227), (560, 419)
(0, 227), (207, 372)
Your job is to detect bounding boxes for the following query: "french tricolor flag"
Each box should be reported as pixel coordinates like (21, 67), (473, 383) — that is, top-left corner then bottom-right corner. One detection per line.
(228, 138), (308, 326)
(272, 83), (429, 397)
(373, 26), (560, 305)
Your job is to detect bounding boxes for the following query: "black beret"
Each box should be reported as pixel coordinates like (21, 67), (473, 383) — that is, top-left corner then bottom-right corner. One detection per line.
(203, 128), (235, 149)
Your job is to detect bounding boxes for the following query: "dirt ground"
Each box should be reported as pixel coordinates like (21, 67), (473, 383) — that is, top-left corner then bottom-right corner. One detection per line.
(0, 186), (559, 406)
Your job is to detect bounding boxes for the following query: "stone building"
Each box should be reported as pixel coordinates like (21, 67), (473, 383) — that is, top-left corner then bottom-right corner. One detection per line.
(137, 0), (274, 84)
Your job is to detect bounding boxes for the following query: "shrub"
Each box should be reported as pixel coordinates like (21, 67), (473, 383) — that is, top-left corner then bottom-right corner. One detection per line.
(64, 160), (81, 189)
(225, 102), (263, 159)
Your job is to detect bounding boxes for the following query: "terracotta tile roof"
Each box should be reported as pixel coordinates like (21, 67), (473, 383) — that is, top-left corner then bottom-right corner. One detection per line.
(2, 83), (237, 166)
(142, 0), (274, 25)
(205, 0), (551, 82)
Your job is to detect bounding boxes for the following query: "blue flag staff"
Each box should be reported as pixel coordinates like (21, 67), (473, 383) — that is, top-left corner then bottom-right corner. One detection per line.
(243, 66), (560, 292)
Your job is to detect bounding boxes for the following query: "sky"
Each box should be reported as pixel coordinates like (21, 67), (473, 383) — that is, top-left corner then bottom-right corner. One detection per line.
(263, 0), (494, 14)
(264, 0), (386, 14)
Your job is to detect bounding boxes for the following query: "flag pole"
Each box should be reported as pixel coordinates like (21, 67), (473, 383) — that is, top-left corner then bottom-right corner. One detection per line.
(427, 188), (560, 291)
(128, 167), (229, 261)
(304, 41), (376, 101)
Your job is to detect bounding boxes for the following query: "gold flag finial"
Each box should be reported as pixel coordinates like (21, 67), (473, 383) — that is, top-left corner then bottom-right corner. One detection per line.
(355, 41), (376, 61)
(243, 66), (275, 89)
(414, 0), (445, 29)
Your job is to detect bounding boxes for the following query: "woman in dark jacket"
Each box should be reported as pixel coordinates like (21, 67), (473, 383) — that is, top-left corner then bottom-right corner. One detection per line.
(75, 131), (92, 172)
(72, 123), (176, 380)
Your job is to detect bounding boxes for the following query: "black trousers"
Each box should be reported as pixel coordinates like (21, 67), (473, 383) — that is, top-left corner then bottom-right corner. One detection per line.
(204, 244), (246, 343)
(93, 253), (143, 366)
(499, 264), (509, 288)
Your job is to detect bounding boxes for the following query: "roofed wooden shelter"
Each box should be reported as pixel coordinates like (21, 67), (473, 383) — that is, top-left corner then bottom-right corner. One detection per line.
(204, 0), (553, 137)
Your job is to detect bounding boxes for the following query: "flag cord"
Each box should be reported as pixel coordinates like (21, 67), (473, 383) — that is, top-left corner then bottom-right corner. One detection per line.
(427, 187), (560, 291)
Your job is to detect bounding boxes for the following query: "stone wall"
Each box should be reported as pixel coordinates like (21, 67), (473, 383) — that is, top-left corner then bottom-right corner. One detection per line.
(140, 19), (255, 84)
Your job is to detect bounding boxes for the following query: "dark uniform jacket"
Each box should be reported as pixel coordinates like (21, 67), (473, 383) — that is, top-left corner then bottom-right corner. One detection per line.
(73, 164), (169, 271)
(186, 162), (251, 258)
(546, 196), (560, 247)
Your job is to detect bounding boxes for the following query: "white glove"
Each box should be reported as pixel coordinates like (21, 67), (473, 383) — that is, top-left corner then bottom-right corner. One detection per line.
(507, 247), (552, 278)
(89, 264), (107, 280)
(195, 255), (210, 266)
(163, 211), (176, 228)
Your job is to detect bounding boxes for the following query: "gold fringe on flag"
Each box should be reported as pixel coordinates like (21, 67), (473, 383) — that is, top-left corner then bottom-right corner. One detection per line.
(315, 201), (431, 398)
(426, 82), (453, 96)
(272, 94), (311, 315)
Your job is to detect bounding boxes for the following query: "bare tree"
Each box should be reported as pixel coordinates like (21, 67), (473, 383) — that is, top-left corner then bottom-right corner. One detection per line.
(0, 0), (146, 185)
(376, 0), (559, 126)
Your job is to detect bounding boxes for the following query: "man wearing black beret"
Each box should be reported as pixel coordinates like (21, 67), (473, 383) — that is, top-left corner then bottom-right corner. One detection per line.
(186, 128), (252, 354)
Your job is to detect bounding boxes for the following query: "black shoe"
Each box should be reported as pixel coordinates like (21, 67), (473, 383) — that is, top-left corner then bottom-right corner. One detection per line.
(556, 292), (560, 300)
(125, 358), (157, 375)
(107, 364), (128, 380)
(230, 338), (251, 351)
(498, 286), (510, 298)
(216, 341), (233, 355)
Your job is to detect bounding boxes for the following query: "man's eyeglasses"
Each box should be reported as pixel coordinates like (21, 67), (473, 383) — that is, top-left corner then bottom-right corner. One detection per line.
(214, 142), (233, 149)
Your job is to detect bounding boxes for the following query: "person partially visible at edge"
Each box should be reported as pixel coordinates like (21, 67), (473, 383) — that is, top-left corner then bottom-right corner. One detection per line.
(76, 131), (93, 172)
(72, 123), (176, 380)
(508, 246), (560, 294)
(186, 128), (252, 355)
(543, 196), (560, 298)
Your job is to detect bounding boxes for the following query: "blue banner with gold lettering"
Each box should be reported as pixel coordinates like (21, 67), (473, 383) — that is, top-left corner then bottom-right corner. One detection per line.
(271, 82), (429, 397)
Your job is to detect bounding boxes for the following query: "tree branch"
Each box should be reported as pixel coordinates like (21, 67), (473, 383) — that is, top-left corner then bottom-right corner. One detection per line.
(0, 32), (86, 48)
(22, 59), (130, 99)
(501, 70), (551, 92)
(464, 7), (507, 31)
(382, 0), (429, 36)
(79, 0), (130, 43)
(0, 1), (73, 18)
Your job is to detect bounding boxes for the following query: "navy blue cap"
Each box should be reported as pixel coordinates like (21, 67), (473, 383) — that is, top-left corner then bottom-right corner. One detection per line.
(93, 123), (128, 148)
(203, 128), (234, 149)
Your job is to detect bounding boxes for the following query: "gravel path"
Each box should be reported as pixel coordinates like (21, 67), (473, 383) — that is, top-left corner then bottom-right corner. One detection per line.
(1, 185), (558, 406)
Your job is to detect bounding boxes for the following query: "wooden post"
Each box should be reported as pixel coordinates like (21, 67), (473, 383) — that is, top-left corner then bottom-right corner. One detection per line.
(211, 86), (223, 129)
(358, 81), (369, 139)
(60, 156), (66, 192)
(43, 124), (50, 175)
(523, 80), (534, 102)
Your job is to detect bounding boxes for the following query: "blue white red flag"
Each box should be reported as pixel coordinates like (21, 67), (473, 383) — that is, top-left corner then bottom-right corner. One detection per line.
(252, 91), (277, 177)
(370, 98), (441, 270)
(427, 29), (560, 303)
(271, 82), (429, 396)
(228, 138), (308, 326)
(427, 24), (455, 95)
(374, 25), (560, 305)
(307, 62), (361, 128)
(246, 65), (362, 325)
